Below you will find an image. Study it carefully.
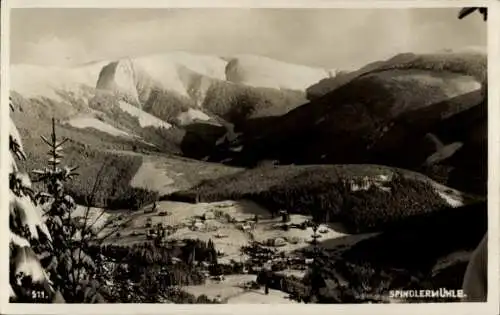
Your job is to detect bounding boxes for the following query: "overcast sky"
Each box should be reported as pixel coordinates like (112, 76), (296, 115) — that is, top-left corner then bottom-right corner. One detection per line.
(10, 8), (486, 70)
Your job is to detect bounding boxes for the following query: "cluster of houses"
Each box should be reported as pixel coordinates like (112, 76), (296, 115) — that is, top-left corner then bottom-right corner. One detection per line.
(186, 209), (260, 234)
(236, 221), (256, 232)
(189, 210), (220, 232)
(135, 202), (331, 281)
(245, 245), (314, 275)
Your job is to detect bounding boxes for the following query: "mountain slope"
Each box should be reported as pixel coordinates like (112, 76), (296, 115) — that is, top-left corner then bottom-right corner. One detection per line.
(95, 54), (310, 125)
(310, 200), (486, 303)
(306, 50), (485, 100)
(10, 51), (334, 163)
(169, 163), (482, 234)
(95, 52), (227, 106)
(11, 61), (108, 101)
(226, 54), (336, 91)
(218, 51), (487, 194)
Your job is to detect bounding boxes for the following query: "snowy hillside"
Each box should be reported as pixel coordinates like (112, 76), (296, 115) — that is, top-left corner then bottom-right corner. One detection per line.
(226, 54), (336, 91)
(175, 108), (212, 126)
(11, 51), (332, 126)
(118, 101), (172, 129)
(11, 61), (108, 100)
(95, 52), (228, 105)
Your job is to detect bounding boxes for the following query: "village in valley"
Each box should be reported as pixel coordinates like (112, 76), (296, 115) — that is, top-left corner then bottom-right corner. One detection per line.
(89, 197), (352, 303)
(8, 6), (488, 305)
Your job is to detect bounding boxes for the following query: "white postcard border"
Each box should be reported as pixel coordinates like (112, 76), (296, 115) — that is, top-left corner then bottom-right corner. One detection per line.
(1, 1), (498, 315)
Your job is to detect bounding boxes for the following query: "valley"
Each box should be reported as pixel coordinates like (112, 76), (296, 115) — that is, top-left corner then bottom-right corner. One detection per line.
(10, 47), (487, 304)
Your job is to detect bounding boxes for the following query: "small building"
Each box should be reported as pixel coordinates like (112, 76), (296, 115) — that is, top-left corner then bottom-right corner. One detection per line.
(192, 222), (205, 230)
(270, 237), (287, 247)
(252, 266), (263, 272)
(215, 232), (228, 239)
(215, 202), (234, 208)
(203, 211), (215, 220)
(318, 226), (329, 234)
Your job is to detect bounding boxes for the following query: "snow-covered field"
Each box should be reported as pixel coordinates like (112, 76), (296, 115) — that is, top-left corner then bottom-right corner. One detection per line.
(96, 52), (228, 102)
(425, 142), (464, 165)
(13, 51), (335, 110)
(387, 71), (481, 112)
(72, 205), (111, 232)
(431, 182), (467, 208)
(99, 200), (270, 263)
(96, 52), (334, 103)
(66, 116), (133, 138)
(175, 108), (212, 126)
(98, 197), (375, 266)
(183, 275), (297, 304)
(11, 62), (107, 100)
(128, 156), (241, 196)
(118, 101), (172, 129)
(225, 54), (335, 91)
(129, 160), (183, 196)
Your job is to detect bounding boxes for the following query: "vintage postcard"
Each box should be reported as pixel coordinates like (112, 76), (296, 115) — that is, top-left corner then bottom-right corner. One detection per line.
(1, 0), (499, 314)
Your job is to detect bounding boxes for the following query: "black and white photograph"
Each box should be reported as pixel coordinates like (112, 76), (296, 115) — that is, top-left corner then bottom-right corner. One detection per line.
(3, 0), (498, 312)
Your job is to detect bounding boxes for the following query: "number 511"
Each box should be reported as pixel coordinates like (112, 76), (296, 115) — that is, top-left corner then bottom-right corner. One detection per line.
(32, 290), (47, 300)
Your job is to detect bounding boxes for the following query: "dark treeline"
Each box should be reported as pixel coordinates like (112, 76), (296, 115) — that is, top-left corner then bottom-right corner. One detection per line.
(170, 166), (459, 233)
(89, 238), (218, 266)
